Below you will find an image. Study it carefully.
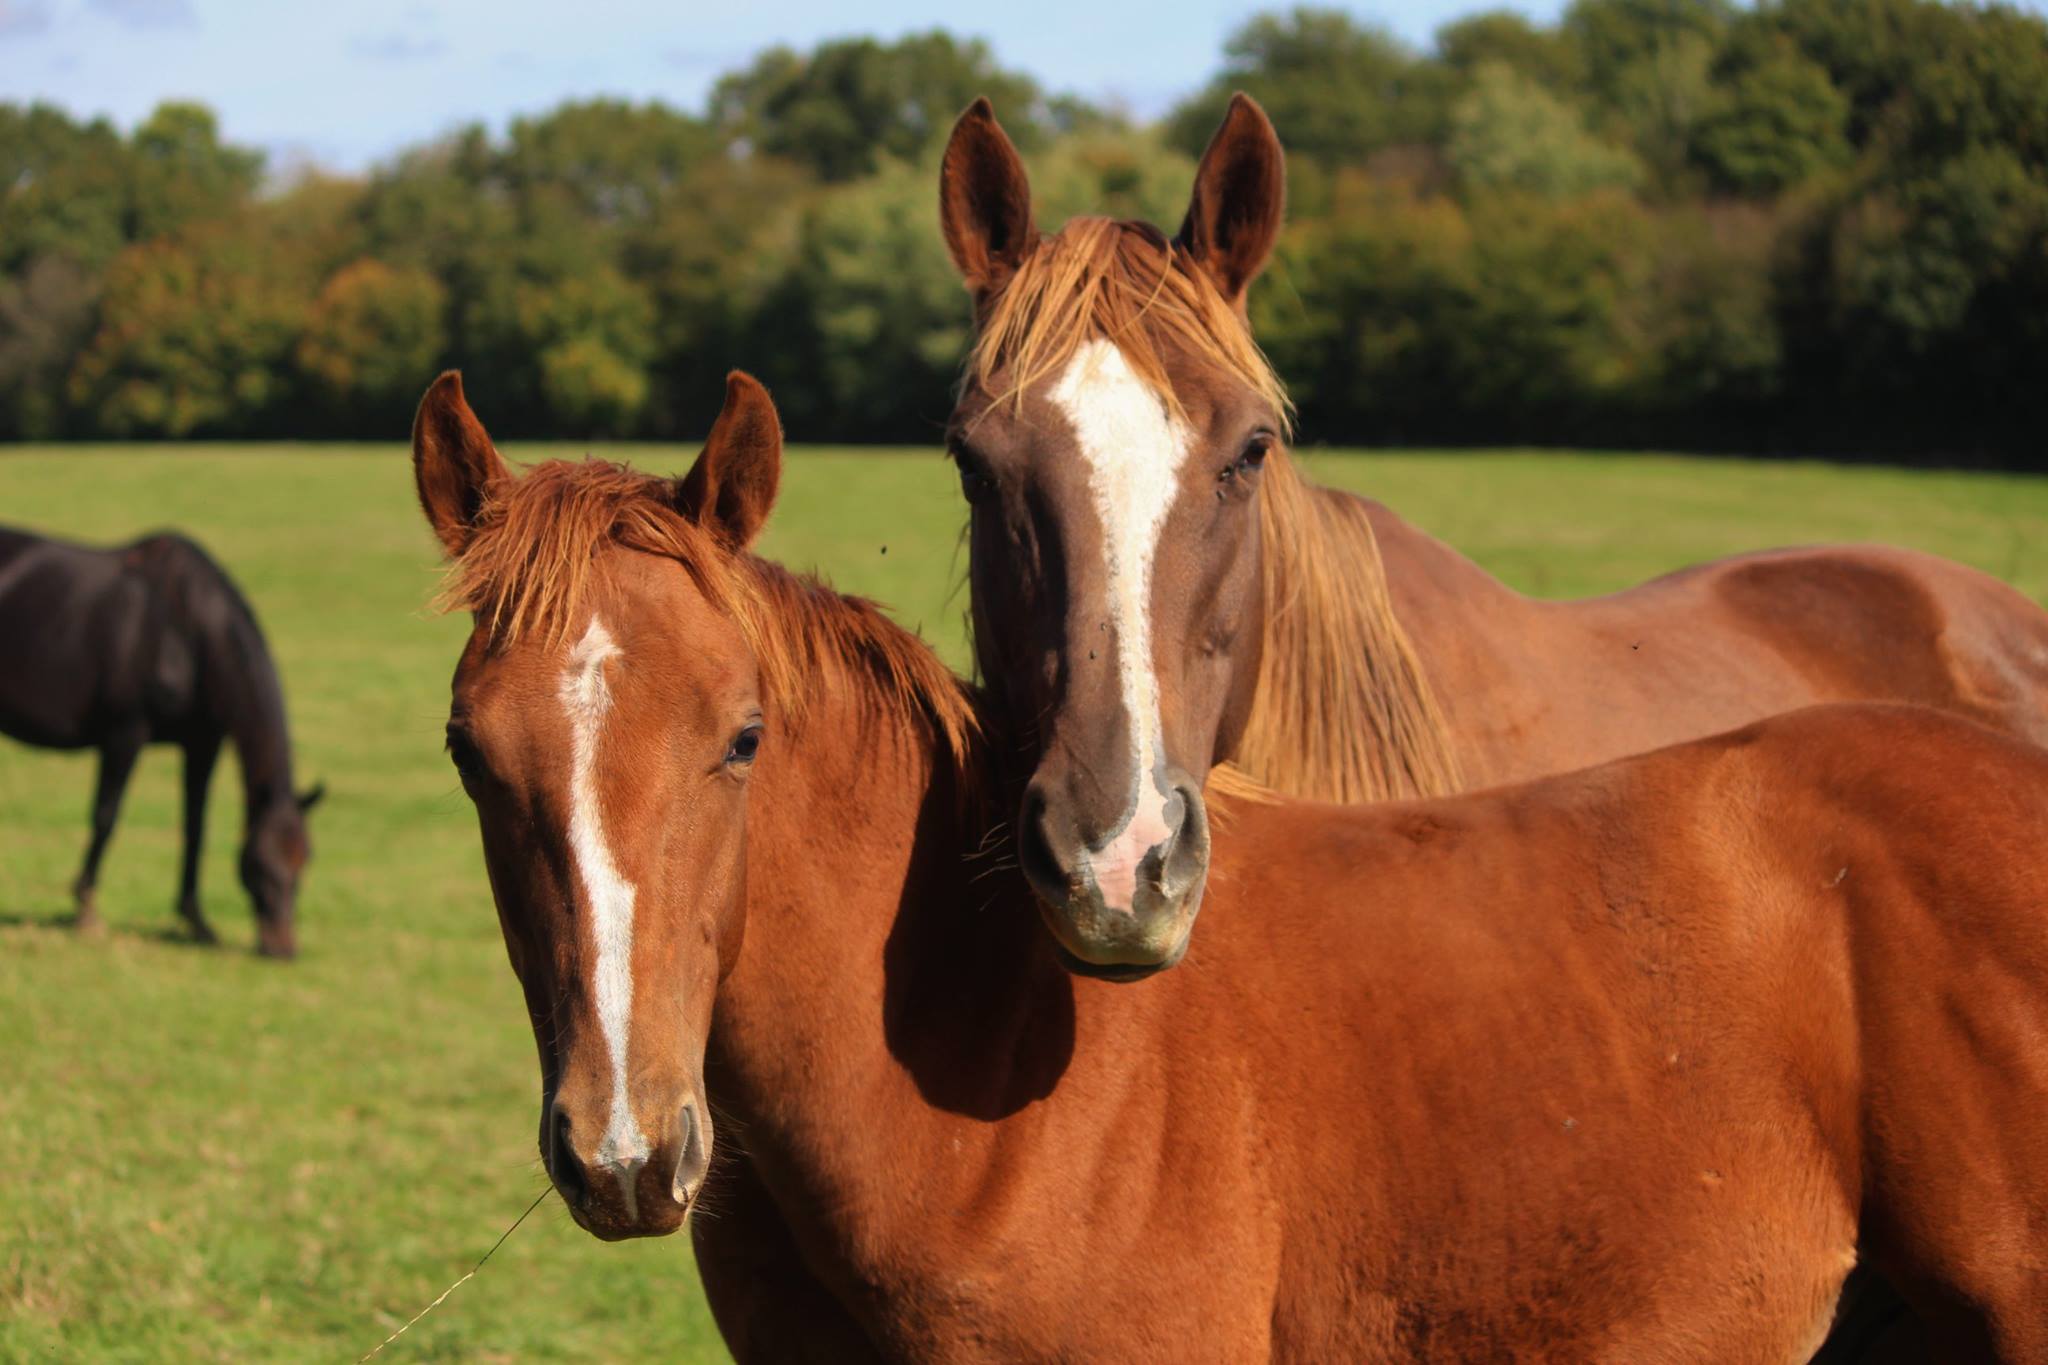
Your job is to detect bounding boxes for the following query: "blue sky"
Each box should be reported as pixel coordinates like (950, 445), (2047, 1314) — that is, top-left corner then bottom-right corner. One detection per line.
(0, 0), (1576, 172)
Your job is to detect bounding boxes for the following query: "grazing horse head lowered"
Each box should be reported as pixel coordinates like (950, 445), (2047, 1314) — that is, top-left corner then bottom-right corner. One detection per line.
(412, 371), (782, 1238)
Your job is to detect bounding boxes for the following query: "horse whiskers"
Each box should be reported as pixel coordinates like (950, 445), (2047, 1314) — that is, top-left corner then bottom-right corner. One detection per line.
(970, 858), (1021, 886)
(962, 831), (1014, 863)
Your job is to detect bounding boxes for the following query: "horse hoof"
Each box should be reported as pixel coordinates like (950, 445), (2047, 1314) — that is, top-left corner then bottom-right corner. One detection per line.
(74, 902), (105, 937)
(177, 901), (218, 945)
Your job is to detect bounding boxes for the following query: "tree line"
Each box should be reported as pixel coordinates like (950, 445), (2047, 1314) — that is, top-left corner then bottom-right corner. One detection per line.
(3, 1), (2045, 463)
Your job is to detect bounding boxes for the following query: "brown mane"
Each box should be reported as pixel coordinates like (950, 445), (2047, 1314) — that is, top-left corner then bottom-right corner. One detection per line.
(966, 216), (1461, 802)
(436, 457), (981, 773)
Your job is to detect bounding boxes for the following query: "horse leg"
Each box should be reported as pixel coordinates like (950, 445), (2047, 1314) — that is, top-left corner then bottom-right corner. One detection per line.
(175, 732), (221, 945)
(72, 730), (144, 934)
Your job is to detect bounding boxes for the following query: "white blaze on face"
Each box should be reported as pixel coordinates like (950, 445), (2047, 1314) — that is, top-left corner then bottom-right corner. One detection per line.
(1049, 339), (1193, 913)
(559, 617), (649, 1203)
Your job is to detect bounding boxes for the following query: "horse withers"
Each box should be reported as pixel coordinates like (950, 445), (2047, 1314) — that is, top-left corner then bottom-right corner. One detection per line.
(416, 372), (2048, 1360)
(0, 526), (321, 957)
(937, 94), (2048, 978)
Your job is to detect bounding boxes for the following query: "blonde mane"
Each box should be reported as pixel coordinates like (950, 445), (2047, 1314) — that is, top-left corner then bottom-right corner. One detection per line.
(436, 457), (981, 774)
(966, 216), (1462, 804)
(1236, 454), (1462, 802)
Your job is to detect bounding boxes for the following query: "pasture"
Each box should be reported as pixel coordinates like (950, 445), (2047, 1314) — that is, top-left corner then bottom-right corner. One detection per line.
(4, 441), (2047, 1361)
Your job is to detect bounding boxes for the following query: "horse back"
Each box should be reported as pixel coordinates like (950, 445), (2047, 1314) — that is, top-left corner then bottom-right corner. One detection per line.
(1687, 545), (2048, 742)
(1209, 704), (2048, 1355)
(0, 526), (213, 748)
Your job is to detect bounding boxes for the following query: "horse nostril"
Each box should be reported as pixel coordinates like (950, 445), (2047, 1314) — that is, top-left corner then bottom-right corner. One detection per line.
(1162, 785), (1189, 841)
(674, 1102), (710, 1198)
(1016, 784), (1069, 899)
(548, 1104), (589, 1209)
(1157, 780), (1210, 897)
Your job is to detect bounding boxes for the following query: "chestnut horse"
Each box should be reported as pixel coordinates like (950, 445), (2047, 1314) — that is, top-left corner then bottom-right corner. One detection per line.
(936, 95), (2048, 977)
(416, 370), (2048, 1361)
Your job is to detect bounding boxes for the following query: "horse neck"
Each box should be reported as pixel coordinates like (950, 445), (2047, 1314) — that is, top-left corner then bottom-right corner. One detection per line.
(207, 612), (297, 820)
(706, 624), (1065, 1229)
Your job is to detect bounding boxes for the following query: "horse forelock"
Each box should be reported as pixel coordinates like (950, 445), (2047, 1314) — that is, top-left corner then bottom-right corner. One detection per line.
(962, 216), (1292, 434)
(434, 457), (983, 779)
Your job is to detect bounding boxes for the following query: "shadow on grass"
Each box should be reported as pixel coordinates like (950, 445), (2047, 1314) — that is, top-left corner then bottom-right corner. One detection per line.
(0, 905), (223, 951)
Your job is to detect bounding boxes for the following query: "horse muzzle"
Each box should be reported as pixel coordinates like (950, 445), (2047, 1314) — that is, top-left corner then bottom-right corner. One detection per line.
(1019, 769), (1211, 977)
(544, 1094), (712, 1241)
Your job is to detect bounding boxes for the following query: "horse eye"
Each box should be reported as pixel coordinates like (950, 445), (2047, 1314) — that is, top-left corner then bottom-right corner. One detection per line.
(951, 448), (997, 505)
(1222, 434), (1272, 484)
(446, 725), (485, 781)
(725, 722), (764, 767)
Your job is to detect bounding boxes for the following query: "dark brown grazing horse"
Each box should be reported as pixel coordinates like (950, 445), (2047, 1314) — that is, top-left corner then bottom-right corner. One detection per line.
(936, 94), (2048, 979)
(0, 525), (320, 956)
(417, 370), (2048, 1362)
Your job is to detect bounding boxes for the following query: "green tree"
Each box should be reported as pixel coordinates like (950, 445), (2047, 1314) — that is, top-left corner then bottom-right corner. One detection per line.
(1448, 62), (1644, 197)
(1642, 204), (1785, 417)
(753, 157), (967, 438)
(631, 154), (813, 434)
(501, 99), (720, 228)
(0, 104), (136, 274)
(1764, 0), (2048, 165)
(125, 101), (263, 242)
(357, 128), (537, 429)
(518, 266), (659, 435)
(1438, 11), (1582, 89)
(710, 32), (1045, 182)
(67, 232), (306, 437)
(1691, 35), (1851, 195)
(1250, 177), (1480, 437)
(1453, 190), (1659, 428)
(1605, 31), (1719, 189)
(539, 336), (650, 435)
(1564, 0), (1732, 99)
(295, 258), (448, 428)
(0, 254), (100, 438)
(1031, 131), (1198, 228)
(1168, 9), (1450, 164)
(1831, 146), (2048, 360)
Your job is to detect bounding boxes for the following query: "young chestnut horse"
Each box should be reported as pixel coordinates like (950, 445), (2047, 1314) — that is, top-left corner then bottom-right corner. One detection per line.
(419, 371), (2048, 1362)
(938, 95), (2048, 977)
(0, 526), (320, 956)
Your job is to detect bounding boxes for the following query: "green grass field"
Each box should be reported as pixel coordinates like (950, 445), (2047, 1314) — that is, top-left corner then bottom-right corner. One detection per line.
(4, 442), (2048, 1361)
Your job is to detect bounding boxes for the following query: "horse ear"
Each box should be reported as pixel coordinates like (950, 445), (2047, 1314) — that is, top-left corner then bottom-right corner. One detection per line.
(296, 782), (326, 814)
(676, 371), (782, 550)
(1175, 92), (1286, 309)
(412, 371), (509, 556)
(939, 97), (1038, 299)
